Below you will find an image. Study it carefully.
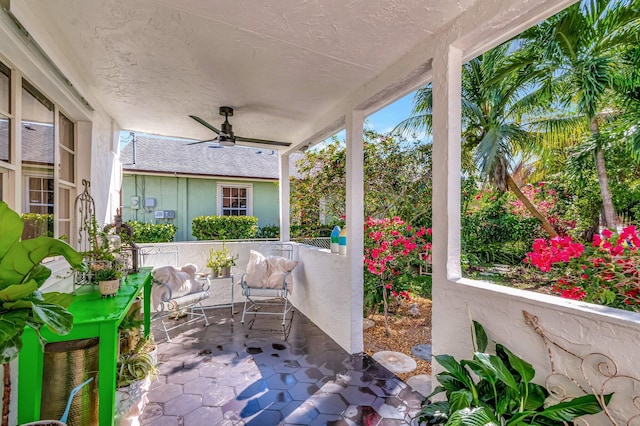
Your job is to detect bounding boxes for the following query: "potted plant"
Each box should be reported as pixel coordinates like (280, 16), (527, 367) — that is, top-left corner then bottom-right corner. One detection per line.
(119, 305), (143, 356)
(206, 243), (238, 277)
(94, 267), (122, 297)
(115, 335), (157, 424)
(0, 202), (87, 425)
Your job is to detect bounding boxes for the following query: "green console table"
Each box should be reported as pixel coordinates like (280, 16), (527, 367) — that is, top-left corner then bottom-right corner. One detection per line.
(17, 267), (152, 426)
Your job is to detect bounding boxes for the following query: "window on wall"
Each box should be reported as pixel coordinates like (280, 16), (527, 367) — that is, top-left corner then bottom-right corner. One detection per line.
(21, 80), (54, 238)
(0, 60), (77, 241)
(217, 183), (253, 216)
(59, 112), (75, 184)
(0, 62), (9, 163)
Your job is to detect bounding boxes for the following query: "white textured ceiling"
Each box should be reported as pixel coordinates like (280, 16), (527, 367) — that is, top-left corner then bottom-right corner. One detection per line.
(14, 0), (478, 149)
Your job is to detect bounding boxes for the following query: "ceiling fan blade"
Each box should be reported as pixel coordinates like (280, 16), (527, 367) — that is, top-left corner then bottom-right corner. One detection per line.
(235, 135), (291, 147)
(189, 115), (220, 134)
(187, 137), (218, 145)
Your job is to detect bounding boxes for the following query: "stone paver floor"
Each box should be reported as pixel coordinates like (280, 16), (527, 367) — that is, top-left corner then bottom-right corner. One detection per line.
(141, 306), (425, 425)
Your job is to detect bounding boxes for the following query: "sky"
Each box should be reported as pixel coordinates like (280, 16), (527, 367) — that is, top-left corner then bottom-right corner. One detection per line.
(366, 91), (416, 134)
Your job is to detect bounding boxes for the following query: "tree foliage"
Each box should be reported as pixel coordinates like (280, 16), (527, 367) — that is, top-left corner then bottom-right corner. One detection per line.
(290, 130), (433, 229)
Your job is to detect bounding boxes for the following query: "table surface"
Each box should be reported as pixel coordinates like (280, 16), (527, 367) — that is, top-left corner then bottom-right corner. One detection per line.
(17, 267), (152, 426)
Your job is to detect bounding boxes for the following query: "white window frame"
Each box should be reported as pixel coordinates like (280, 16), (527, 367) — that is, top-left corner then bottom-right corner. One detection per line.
(216, 182), (253, 216)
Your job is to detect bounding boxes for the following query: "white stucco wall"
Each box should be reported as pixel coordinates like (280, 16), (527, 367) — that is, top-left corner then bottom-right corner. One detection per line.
(139, 242), (356, 352)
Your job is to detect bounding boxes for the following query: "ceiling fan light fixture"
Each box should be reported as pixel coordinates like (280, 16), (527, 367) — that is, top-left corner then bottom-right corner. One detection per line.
(218, 134), (235, 147)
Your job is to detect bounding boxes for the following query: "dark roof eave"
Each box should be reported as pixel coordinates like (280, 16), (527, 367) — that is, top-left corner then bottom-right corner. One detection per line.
(122, 168), (279, 181)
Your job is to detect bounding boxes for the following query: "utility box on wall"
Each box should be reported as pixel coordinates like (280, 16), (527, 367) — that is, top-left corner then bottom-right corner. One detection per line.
(154, 210), (175, 219)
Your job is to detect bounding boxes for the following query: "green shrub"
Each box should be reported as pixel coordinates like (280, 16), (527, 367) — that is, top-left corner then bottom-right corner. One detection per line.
(192, 215), (258, 240)
(127, 221), (177, 243)
(20, 213), (54, 239)
(462, 193), (544, 266)
(257, 224), (280, 239)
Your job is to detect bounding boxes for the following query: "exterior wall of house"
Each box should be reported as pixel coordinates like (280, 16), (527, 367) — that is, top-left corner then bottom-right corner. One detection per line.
(0, 8), (122, 425)
(122, 174), (279, 241)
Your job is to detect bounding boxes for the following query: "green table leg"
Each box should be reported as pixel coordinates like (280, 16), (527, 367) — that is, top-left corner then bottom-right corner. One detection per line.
(98, 321), (118, 426)
(17, 327), (44, 423)
(144, 275), (151, 338)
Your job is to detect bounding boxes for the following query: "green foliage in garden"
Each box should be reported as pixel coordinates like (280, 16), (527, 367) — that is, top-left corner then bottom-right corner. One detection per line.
(20, 213), (53, 239)
(256, 224), (280, 239)
(290, 131), (432, 230)
(462, 191), (545, 266)
(418, 321), (609, 424)
(127, 221), (177, 243)
(192, 215), (258, 240)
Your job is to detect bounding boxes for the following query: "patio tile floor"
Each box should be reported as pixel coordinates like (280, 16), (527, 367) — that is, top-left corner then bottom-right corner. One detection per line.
(140, 306), (425, 425)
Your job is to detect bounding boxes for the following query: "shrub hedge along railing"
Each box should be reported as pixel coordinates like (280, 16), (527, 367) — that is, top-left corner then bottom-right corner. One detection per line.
(126, 221), (177, 243)
(192, 215), (259, 240)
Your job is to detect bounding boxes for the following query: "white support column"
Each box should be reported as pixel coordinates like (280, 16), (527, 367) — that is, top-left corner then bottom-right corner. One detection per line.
(432, 45), (462, 282)
(279, 152), (291, 242)
(431, 44), (463, 373)
(345, 109), (365, 353)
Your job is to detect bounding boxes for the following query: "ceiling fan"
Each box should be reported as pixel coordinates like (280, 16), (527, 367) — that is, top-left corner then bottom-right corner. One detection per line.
(188, 106), (290, 147)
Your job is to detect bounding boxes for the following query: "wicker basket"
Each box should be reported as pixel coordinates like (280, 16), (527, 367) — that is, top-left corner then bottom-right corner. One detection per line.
(40, 338), (99, 426)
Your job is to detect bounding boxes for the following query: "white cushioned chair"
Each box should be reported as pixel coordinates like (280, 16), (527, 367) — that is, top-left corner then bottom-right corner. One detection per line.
(239, 243), (298, 326)
(140, 245), (210, 341)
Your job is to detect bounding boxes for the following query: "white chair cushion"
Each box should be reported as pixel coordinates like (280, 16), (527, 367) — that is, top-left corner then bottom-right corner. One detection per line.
(245, 250), (269, 287)
(266, 255), (298, 291)
(244, 250), (298, 292)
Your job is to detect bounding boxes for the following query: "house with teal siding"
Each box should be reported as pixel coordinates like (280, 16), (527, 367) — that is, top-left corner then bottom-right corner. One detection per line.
(120, 134), (297, 241)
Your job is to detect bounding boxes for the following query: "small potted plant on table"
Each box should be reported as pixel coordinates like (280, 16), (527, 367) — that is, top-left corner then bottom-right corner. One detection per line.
(94, 266), (122, 297)
(206, 243), (237, 277)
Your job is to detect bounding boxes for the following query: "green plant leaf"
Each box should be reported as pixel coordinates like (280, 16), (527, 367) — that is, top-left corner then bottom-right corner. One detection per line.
(500, 345), (535, 383)
(523, 382), (547, 410)
(42, 291), (74, 309)
(436, 355), (474, 388)
(463, 359), (498, 385)
(30, 298), (73, 335)
(437, 374), (467, 393)
(0, 236), (87, 289)
(474, 353), (519, 392)
(450, 390), (474, 411)
(473, 320), (488, 352)
(445, 407), (498, 426)
(0, 309), (29, 363)
(0, 280), (38, 302)
(30, 264), (53, 287)
(0, 202), (24, 260)
(536, 393), (610, 421)
(416, 400), (449, 423)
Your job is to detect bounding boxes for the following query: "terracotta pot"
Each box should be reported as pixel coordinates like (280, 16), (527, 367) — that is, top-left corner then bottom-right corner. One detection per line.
(99, 279), (120, 297)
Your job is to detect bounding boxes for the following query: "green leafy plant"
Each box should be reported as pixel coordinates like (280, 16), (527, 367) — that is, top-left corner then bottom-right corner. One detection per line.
(0, 201), (87, 363)
(192, 215), (258, 240)
(83, 214), (115, 263)
(417, 321), (610, 425)
(119, 304), (144, 357)
(116, 335), (157, 388)
(126, 221), (177, 243)
(206, 243), (238, 274)
(94, 267), (122, 282)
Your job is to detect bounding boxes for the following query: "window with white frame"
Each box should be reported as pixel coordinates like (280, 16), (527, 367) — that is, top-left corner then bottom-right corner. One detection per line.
(217, 183), (253, 216)
(0, 60), (79, 241)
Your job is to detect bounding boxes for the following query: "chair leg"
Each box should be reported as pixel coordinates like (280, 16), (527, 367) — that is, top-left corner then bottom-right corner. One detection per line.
(241, 297), (249, 324)
(197, 302), (210, 326)
(160, 317), (172, 342)
(282, 298), (288, 326)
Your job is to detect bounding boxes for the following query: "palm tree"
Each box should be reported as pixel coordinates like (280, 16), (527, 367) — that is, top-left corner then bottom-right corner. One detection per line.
(396, 44), (563, 237)
(514, 0), (640, 229)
